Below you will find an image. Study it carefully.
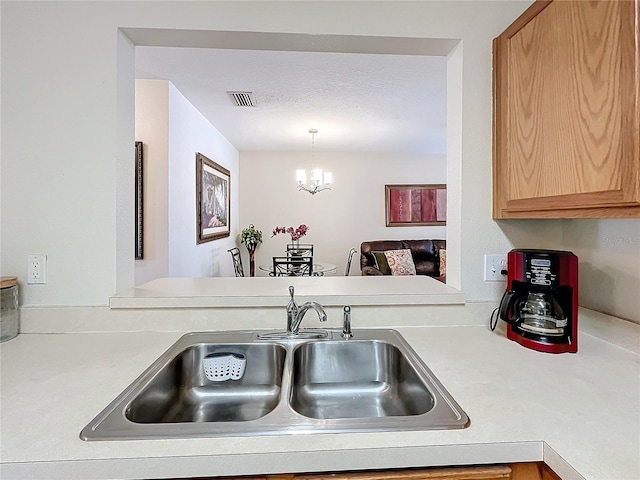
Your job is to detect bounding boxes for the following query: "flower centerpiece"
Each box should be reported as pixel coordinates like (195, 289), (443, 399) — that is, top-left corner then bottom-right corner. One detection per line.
(239, 224), (263, 277)
(272, 224), (310, 254)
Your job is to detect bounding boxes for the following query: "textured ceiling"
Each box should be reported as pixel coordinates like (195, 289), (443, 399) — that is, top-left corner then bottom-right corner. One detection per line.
(135, 46), (447, 154)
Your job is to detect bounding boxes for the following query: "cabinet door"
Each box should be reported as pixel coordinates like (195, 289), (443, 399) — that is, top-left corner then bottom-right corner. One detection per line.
(219, 463), (558, 480)
(292, 465), (512, 479)
(493, 0), (640, 218)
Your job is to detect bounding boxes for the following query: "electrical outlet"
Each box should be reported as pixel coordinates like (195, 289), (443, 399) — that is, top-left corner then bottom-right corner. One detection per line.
(27, 254), (47, 284)
(484, 254), (507, 282)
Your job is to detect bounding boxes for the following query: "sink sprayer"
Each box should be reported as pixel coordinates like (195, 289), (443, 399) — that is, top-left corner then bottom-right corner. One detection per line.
(341, 305), (352, 338)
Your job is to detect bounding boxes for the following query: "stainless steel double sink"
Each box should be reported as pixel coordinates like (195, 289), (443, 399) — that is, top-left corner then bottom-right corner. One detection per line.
(80, 329), (469, 440)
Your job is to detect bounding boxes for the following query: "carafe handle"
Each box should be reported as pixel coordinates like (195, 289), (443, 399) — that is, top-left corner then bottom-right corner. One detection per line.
(498, 290), (520, 324)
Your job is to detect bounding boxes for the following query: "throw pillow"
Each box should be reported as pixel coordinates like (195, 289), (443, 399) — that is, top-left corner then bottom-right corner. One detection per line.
(439, 249), (447, 277)
(372, 251), (391, 275)
(384, 249), (417, 276)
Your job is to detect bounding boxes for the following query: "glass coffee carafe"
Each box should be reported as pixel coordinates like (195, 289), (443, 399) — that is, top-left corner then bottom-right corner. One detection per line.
(517, 292), (567, 336)
(499, 290), (568, 337)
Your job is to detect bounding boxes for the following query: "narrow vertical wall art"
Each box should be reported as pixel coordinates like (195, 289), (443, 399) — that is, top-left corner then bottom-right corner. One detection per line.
(135, 141), (144, 259)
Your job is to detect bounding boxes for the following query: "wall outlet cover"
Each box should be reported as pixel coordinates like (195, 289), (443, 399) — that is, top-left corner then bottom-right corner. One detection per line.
(27, 254), (47, 284)
(484, 254), (507, 282)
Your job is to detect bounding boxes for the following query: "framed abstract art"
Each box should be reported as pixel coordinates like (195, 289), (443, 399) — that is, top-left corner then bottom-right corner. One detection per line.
(385, 184), (446, 227)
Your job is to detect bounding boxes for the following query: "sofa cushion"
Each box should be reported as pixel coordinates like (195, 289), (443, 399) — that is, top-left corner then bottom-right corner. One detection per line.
(384, 249), (417, 276)
(360, 240), (404, 275)
(360, 239), (445, 279)
(439, 249), (447, 277)
(372, 251), (391, 275)
(402, 239), (439, 276)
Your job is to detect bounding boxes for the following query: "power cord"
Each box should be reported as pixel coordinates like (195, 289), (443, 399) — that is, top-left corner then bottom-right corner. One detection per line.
(490, 289), (508, 331)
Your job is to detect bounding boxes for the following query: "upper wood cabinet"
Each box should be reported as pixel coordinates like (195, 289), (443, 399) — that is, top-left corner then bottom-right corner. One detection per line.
(493, 0), (640, 218)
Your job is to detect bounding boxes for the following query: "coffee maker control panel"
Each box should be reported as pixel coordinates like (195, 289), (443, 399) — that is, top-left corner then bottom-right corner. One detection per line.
(526, 256), (558, 288)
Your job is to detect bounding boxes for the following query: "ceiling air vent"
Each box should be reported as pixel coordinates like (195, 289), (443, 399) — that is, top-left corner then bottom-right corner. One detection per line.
(227, 91), (256, 107)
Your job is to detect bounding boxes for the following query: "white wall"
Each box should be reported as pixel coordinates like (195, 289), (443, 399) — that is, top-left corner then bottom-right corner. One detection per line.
(134, 80), (239, 282)
(167, 84), (239, 278)
(4, 0), (638, 321)
(562, 219), (640, 323)
(135, 80), (170, 285)
(116, 30), (136, 297)
(239, 151), (446, 275)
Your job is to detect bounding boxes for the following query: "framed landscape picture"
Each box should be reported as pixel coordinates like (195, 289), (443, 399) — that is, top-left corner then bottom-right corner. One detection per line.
(385, 184), (446, 227)
(196, 152), (230, 243)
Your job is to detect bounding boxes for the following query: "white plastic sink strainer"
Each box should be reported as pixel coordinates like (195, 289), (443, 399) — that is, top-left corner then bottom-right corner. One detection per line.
(203, 352), (246, 382)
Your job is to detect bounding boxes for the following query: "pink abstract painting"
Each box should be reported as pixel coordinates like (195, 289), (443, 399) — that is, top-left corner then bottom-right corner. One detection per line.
(386, 184), (446, 226)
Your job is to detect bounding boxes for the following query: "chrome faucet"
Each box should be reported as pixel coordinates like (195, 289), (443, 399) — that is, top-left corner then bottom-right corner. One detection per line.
(286, 285), (327, 335)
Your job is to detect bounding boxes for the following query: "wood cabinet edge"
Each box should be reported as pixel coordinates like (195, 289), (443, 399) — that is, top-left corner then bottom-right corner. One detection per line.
(495, 205), (640, 219)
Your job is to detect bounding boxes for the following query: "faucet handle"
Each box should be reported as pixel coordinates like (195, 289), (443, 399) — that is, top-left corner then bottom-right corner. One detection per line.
(287, 286), (298, 310)
(287, 285), (297, 312)
(286, 286), (298, 334)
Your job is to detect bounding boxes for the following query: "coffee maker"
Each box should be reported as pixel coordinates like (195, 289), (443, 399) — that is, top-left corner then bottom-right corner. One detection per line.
(498, 249), (578, 353)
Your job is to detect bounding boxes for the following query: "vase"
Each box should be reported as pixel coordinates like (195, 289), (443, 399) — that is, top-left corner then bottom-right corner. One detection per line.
(288, 240), (310, 275)
(288, 239), (304, 256)
(246, 243), (257, 277)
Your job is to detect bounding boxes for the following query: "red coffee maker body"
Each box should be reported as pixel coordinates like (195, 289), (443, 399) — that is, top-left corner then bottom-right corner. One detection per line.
(499, 249), (578, 353)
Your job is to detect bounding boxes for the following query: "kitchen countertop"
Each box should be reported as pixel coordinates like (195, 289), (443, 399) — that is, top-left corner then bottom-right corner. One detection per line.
(0, 309), (638, 480)
(109, 276), (465, 308)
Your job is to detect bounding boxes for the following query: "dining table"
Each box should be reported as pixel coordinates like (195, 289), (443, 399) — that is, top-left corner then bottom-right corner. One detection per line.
(259, 261), (338, 276)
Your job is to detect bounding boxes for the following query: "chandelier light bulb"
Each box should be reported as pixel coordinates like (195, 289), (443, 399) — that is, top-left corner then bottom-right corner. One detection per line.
(312, 168), (323, 185)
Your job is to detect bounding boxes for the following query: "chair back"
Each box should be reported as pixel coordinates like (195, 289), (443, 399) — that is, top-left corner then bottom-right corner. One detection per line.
(345, 247), (358, 276)
(227, 248), (244, 277)
(286, 243), (314, 258)
(271, 256), (313, 277)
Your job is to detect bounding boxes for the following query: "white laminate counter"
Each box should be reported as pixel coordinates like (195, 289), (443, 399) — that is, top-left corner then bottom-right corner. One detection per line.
(0, 309), (638, 480)
(109, 276), (465, 308)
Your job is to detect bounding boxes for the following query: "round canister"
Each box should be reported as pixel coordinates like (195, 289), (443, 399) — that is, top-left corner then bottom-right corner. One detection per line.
(0, 276), (19, 342)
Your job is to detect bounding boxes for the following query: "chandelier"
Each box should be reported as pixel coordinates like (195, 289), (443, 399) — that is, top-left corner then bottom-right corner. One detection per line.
(296, 129), (332, 195)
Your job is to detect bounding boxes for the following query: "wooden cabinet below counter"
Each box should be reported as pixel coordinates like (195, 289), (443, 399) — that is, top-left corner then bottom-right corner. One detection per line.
(492, 0), (640, 219)
(192, 462), (562, 480)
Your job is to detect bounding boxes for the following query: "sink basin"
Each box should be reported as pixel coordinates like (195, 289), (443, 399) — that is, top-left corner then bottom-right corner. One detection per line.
(290, 340), (434, 419)
(126, 343), (285, 423)
(81, 329), (468, 441)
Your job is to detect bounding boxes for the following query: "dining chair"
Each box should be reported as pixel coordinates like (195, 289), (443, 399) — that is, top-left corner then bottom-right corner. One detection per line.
(286, 243), (314, 258)
(344, 247), (358, 276)
(271, 256), (313, 277)
(227, 248), (244, 277)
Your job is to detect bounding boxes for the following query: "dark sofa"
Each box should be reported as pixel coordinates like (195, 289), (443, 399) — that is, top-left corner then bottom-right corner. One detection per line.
(360, 239), (446, 281)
